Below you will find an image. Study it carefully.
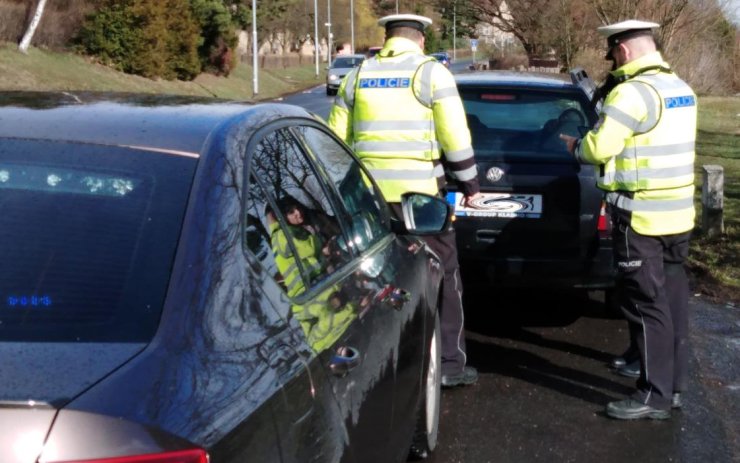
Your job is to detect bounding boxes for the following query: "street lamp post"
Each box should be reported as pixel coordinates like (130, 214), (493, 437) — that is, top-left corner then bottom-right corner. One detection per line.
(350, 0), (355, 53)
(314, 0), (319, 76)
(326, 0), (332, 63)
(252, 0), (258, 95)
(452, 1), (456, 62)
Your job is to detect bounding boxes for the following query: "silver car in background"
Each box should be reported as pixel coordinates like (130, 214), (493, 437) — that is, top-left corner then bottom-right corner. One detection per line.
(326, 54), (365, 95)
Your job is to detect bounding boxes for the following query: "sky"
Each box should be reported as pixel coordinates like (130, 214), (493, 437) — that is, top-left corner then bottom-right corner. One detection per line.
(723, 0), (740, 26)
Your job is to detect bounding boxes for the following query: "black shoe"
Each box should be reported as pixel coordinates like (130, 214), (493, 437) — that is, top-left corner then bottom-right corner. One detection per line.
(441, 366), (478, 388)
(606, 399), (671, 420)
(672, 393), (682, 409)
(616, 359), (640, 378)
(610, 346), (639, 369)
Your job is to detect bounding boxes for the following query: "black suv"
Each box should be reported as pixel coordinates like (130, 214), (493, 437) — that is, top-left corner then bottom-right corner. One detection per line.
(451, 71), (615, 294)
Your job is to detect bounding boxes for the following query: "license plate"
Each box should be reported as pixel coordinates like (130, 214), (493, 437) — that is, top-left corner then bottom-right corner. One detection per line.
(447, 192), (543, 218)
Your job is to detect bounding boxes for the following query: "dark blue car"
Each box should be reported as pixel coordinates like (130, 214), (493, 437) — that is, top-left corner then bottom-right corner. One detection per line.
(0, 92), (448, 463)
(430, 52), (450, 68)
(451, 72), (615, 298)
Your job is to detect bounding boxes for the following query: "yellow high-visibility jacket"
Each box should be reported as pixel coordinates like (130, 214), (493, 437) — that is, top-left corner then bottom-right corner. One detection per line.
(327, 37), (478, 202)
(576, 52), (696, 236)
(269, 221), (322, 298)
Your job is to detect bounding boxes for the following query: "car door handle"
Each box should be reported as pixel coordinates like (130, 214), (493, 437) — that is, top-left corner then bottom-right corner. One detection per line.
(329, 346), (360, 377)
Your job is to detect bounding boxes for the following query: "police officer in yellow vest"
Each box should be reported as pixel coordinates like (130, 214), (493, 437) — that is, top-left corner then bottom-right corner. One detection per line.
(328, 13), (481, 387)
(560, 20), (696, 420)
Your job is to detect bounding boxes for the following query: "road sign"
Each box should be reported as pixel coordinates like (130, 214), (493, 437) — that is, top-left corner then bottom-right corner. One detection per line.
(470, 38), (478, 51)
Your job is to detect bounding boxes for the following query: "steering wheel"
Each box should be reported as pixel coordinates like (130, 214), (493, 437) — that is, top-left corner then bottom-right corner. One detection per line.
(558, 108), (586, 126)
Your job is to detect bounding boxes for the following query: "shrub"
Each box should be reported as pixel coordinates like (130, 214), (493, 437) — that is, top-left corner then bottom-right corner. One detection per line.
(190, 0), (237, 76)
(77, 0), (200, 80)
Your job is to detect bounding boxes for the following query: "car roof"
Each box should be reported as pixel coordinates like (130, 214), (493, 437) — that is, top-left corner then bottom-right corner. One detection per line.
(334, 54), (365, 60)
(0, 92), (313, 156)
(455, 71), (576, 90)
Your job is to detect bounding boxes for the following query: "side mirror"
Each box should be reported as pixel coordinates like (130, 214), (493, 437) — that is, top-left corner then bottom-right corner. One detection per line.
(398, 192), (451, 235)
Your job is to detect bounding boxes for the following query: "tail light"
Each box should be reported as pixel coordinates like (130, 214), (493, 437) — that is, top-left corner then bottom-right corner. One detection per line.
(50, 449), (209, 463)
(597, 201), (609, 231)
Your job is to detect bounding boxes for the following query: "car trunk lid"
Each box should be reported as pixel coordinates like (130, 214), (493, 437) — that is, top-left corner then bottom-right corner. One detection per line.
(0, 343), (144, 463)
(451, 154), (601, 260)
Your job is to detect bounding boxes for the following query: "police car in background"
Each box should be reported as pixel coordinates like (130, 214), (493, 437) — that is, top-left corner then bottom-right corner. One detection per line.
(450, 71), (616, 299)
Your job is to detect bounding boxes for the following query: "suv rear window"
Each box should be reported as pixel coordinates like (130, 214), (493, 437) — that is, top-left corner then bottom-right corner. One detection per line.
(459, 88), (593, 159)
(0, 140), (196, 342)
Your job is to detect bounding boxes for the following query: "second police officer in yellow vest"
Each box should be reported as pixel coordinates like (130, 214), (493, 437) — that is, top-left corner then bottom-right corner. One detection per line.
(561, 20), (697, 420)
(328, 14), (482, 387)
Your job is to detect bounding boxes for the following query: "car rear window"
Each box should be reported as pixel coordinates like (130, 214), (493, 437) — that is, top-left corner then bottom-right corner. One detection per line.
(0, 140), (196, 342)
(459, 87), (593, 159)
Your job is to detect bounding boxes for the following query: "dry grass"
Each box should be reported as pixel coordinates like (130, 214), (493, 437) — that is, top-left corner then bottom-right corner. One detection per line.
(0, 42), (325, 101)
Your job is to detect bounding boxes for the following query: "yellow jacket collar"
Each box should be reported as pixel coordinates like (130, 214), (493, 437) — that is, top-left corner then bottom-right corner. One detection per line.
(379, 37), (423, 58)
(612, 51), (670, 78)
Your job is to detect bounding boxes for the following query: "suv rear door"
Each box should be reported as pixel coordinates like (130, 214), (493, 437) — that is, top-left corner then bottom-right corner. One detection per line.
(455, 85), (602, 271)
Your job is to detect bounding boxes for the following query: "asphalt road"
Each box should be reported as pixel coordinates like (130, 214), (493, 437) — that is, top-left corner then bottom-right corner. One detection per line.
(276, 82), (740, 463)
(428, 285), (739, 463)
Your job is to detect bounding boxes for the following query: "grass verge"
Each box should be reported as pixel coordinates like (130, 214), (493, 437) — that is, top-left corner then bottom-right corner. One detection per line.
(691, 96), (740, 304)
(0, 42), (325, 101)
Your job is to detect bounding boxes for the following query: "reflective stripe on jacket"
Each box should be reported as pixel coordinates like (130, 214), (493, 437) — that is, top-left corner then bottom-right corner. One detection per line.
(328, 37), (478, 202)
(576, 52), (696, 235)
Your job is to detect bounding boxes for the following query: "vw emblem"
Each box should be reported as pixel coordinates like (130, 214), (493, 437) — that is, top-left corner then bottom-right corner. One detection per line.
(486, 167), (504, 183)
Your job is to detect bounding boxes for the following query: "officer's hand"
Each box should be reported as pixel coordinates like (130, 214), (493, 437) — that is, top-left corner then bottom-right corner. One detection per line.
(463, 192), (483, 208)
(559, 134), (578, 154)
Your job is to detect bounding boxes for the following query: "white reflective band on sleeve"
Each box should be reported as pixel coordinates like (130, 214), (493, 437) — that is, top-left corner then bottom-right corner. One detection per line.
(433, 163), (446, 177)
(604, 105), (643, 131)
(444, 146), (474, 162)
(418, 60), (435, 107)
(450, 164), (478, 181)
(433, 86), (459, 100)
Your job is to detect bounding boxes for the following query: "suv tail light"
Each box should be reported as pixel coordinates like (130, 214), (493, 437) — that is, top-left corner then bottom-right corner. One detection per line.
(51, 449), (208, 463)
(597, 201), (609, 232)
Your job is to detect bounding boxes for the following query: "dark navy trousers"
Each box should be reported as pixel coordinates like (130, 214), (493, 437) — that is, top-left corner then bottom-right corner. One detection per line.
(612, 213), (691, 410)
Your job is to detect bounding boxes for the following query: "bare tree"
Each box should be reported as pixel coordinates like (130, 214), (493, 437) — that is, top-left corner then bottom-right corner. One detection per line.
(18, 0), (48, 53)
(471, 0), (562, 58)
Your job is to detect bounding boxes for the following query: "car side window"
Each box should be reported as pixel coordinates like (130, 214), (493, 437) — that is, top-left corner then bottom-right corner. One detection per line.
(295, 126), (391, 253)
(244, 127), (350, 298)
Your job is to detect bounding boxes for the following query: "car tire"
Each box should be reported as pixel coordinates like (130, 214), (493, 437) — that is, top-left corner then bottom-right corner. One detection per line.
(326, 87), (336, 96)
(409, 311), (441, 460)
